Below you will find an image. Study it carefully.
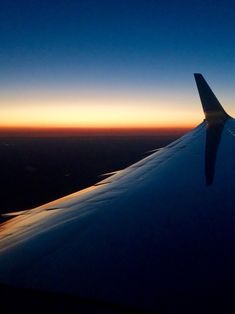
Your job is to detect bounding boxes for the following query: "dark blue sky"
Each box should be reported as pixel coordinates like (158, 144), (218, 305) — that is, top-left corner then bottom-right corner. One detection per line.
(1, 0), (235, 127)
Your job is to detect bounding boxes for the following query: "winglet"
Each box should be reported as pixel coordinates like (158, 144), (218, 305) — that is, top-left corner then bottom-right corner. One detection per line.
(194, 73), (229, 124)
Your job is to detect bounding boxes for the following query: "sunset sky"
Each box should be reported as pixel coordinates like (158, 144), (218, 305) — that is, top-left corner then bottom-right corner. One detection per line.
(1, 0), (235, 129)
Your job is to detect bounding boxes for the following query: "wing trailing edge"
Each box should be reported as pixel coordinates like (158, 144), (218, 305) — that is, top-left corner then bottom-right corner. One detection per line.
(194, 73), (229, 124)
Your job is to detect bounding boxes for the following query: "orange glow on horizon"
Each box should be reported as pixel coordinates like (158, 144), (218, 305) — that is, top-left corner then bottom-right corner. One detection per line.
(0, 91), (203, 129)
(0, 126), (193, 137)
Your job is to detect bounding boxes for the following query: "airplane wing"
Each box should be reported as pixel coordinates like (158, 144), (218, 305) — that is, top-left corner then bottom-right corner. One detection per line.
(0, 74), (234, 313)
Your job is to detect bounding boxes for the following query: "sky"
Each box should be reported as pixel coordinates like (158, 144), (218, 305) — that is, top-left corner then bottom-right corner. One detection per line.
(1, 0), (235, 128)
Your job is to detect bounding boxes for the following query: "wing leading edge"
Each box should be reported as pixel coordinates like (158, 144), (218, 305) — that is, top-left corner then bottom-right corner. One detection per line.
(0, 74), (234, 312)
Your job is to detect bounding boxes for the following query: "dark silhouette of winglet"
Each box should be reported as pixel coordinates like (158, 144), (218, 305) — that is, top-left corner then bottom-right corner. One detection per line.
(194, 73), (229, 124)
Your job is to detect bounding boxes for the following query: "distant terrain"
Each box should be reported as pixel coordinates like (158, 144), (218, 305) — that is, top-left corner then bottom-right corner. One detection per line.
(0, 129), (189, 213)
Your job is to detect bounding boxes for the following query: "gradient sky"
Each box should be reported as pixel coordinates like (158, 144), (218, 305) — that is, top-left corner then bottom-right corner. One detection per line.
(1, 0), (235, 128)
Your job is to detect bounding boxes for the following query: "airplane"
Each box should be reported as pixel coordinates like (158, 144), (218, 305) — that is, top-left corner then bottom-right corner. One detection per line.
(0, 74), (234, 313)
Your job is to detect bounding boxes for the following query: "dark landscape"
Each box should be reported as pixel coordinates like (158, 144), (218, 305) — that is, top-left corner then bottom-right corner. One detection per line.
(0, 129), (188, 214)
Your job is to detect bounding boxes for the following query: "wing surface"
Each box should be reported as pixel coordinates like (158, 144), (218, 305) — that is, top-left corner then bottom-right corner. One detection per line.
(0, 74), (235, 312)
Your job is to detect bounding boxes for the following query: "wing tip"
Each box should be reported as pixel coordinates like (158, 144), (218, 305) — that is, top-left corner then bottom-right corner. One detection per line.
(194, 73), (229, 123)
(194, 73), (203, 81)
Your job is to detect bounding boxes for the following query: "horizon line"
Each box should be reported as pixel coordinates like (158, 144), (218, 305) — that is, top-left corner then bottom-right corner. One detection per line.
(0, 126), (194, 137)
